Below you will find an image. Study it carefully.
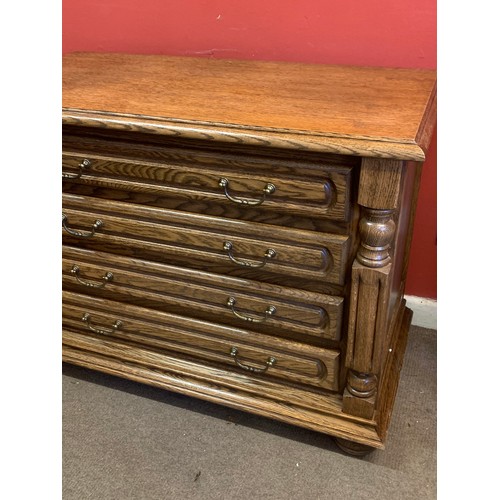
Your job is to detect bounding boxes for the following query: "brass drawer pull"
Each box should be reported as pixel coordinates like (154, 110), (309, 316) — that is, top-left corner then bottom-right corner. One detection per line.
(71, 265), (113, 288)
(223, 241), (276, 268)
(62, 214), (103, 238)
(218, 177), (276, 206)
(81, 313), (122, 335)
(62, 158), (91, 179)
(229, 347), (277, 374)
(227, 297), (276, 323)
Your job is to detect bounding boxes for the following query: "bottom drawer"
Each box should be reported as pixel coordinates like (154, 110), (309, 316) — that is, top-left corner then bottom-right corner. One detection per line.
(62, 291), (340, 392)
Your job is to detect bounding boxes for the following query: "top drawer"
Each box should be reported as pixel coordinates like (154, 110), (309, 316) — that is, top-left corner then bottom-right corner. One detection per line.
(62, 136), (354, 221)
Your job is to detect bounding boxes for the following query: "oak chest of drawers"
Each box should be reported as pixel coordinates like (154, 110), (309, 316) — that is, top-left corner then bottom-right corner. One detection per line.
(62, 53), (436, 454)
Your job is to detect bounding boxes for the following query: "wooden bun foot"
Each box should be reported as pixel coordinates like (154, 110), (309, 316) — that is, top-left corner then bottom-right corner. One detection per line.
(334, 437), (375, 457)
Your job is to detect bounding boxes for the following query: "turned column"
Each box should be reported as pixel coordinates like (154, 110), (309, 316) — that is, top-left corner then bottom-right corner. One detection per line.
(343, 158), (403, 419)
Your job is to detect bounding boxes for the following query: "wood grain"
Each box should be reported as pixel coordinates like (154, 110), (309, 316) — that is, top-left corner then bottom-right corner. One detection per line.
(62, 181), (352, 235)
(61, 139), (353, 221)
(63, 53), (436, 160)
(63, 291), (340, 391)
(63, 110), (430, 161)
(375, 300), (412, 442)
(62, 246), (344, 342)
(62, 193), (351, 286)
(358, 158), (403, 210)
(345, 263), (392, 375)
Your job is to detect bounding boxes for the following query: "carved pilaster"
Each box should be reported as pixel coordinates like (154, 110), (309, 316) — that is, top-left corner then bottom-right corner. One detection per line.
(343, 158), (403, 419)
(343, 259), (392, 418)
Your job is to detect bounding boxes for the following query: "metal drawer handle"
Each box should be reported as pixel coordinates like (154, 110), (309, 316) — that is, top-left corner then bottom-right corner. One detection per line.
(218, 177), (275, 206)
(223, 241), (276, 268)
(62, 213), (103, 238)
(62, 158), (91, 179)
(227, 297), (276, 323)
(229, 347), (277, 374)
(82, 313), (122, 335)
(71, 265), (113, 288)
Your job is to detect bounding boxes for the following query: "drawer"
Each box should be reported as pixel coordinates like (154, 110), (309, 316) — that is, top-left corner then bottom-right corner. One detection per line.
(62, 142), (353, 221)
(62, 291), (340, 391)
(62, 194), (351, 287)
(62, 246), (344, 342)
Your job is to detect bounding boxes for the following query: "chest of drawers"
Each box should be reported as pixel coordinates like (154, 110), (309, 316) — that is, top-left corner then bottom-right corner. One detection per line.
(62, 53), (436, 455)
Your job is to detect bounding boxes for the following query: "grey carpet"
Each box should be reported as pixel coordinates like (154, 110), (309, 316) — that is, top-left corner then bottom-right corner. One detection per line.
(63, 325), (436, 500)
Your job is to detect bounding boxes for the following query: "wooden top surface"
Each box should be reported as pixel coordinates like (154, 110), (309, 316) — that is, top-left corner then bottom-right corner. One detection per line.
(63, 52), (436, 160)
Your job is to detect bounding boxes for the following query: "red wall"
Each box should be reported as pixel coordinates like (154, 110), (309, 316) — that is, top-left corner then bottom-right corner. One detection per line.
(63, 0), (437, 299)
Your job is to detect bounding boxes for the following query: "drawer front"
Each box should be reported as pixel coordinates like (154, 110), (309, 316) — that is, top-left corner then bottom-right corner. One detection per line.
(62, 291), (340, 391)
(62, 142), (353, 221)
(62, 246), (344, 342)
(62, 194), (350, 287)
